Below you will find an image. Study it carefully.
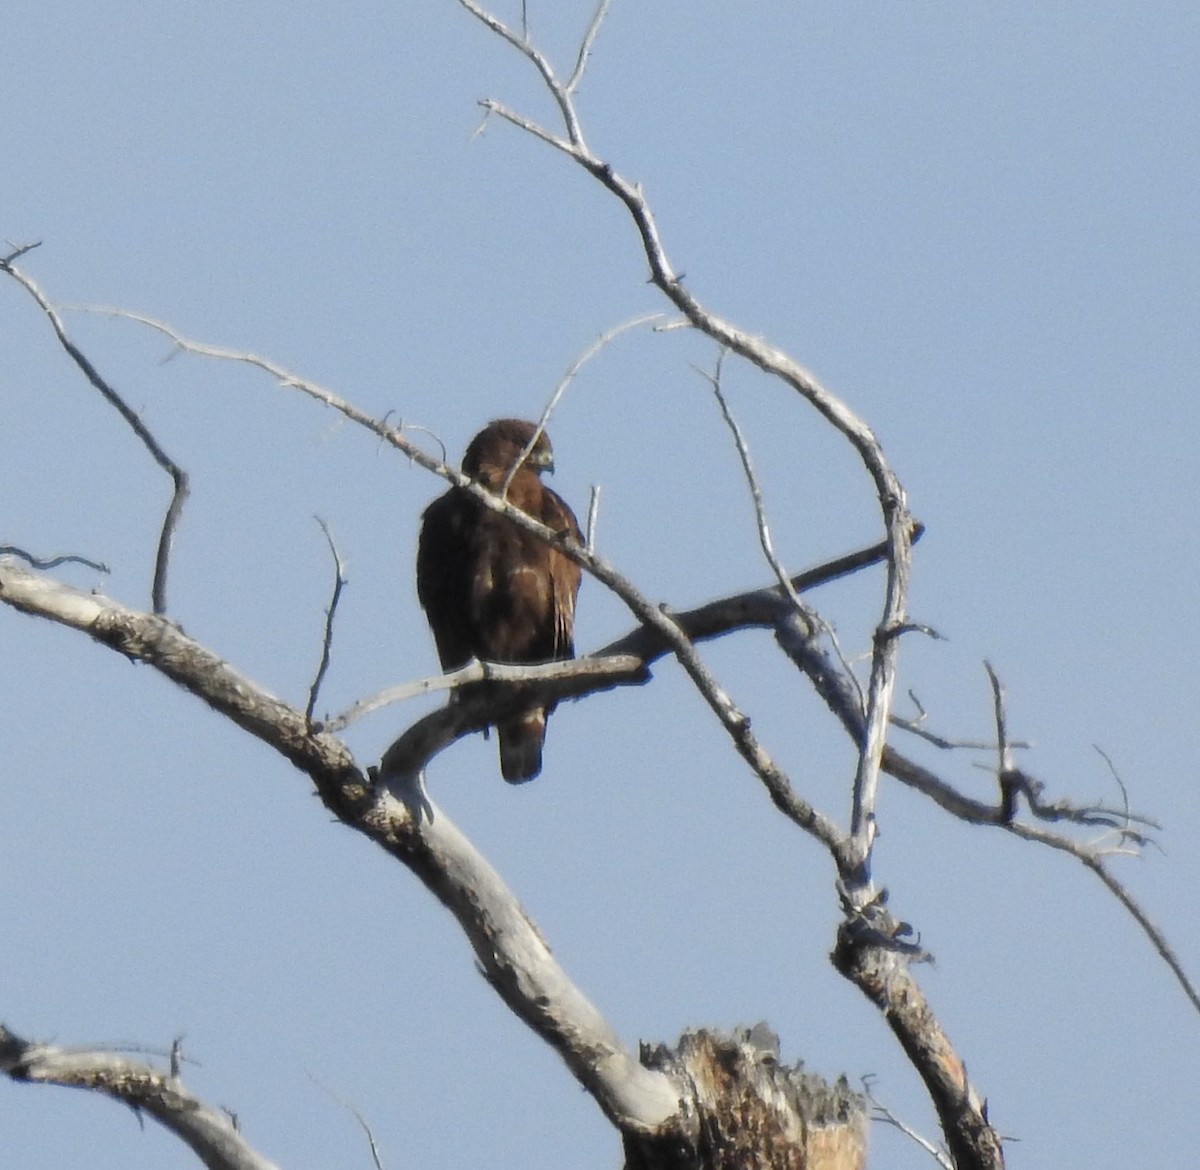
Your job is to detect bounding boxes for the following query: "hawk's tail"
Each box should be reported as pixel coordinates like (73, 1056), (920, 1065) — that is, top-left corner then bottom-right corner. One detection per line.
(497, 708), (547, 783)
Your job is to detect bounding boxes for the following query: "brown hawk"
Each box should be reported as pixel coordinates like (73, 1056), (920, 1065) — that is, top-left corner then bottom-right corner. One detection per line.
(416, 419), (583, 781)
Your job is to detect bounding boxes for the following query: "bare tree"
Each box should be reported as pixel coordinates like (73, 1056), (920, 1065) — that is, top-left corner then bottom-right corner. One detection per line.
(1, 6), (1193, 1170)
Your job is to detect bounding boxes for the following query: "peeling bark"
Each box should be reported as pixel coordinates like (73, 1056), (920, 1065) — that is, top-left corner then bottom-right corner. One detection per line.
(626, 1027), (867, 1170)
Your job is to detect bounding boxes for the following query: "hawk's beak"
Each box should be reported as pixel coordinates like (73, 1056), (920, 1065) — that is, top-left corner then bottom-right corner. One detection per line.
(529, 448), (555, 475)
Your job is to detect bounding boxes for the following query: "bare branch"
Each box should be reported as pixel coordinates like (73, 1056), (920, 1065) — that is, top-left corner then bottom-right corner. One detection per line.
(379, 772), (682, 1133)
(0, 559), (681, 1131)
(599, 532), (914, 661)
(0, 545), (109, 574)
(705, 353), (867, 714)
(377, 659), (646, 781)
(833, 924), (1004, 1170)
(1083, 857), (1200, 1015)
(458, 4), (914, 880)
(585, 483), (601, 552)
(455, 0), (587, 149)
(0, 1024), (281, 1170)
(477, 97), (576, 154)
(327, 653), (647, 735)
(985, 661), (1019, 821)
(307, 1073), (386, 1170)
(73, 304), (843, 854)
(566, 0), (613, 94)
(503, 310), (672, 499)
(863, 1077), (953, 1169)
(307, 518), (347, 728)
(73, 305), (425, 453)
(1, 265), (188, 614)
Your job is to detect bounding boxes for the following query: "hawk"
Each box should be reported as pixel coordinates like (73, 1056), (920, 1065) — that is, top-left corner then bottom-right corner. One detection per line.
(416, 419), (583, 782)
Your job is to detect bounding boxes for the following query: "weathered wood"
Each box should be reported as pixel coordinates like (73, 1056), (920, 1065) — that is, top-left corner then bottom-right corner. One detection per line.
(627, 1027), (867, 1170)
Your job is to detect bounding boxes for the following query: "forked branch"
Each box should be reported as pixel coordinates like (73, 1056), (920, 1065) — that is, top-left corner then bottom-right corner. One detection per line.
(456, 0), (912, 879)
(74, 302), (845, 855)
(1, 252), (188, 615)
(0, 559), (680, 1135)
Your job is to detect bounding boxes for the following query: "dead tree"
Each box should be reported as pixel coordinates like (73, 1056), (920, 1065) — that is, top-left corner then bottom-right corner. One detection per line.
(1, 5), (1193, 1170)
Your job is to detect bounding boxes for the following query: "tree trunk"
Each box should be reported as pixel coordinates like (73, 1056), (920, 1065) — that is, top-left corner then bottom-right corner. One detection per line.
(625, 1027), (867, 1170)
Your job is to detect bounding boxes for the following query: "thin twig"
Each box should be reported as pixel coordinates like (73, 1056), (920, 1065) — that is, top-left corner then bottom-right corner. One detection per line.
(704, 354), (868, 715)
(705, 351), (798, 608)
(985, 661), (1018, 821)
(306, 1073), (386, 1170)
(565, 0), (613, 94)
(307, 518), (347, 728)
(455, 0), (587, 149)
(862, 1077), (953, 1169)
(1091, 743), (1149, 848)
(0, 265), (189, 614)
(896, 687), (1031, 751)
(0, 546), (110, 574)
(2, 240), (43, 264)
(1084, 857), (1200, 1014)
(586, 484), (601, 552)
(891, 716), (1030, 753)
(502, 310), (671, 498)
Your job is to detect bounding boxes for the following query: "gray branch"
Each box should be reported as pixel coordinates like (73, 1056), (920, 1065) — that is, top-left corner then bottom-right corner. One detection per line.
(0, 560), (680, 1137)
(1, 254), (188, 615)
(0, 1024), (281, 1170)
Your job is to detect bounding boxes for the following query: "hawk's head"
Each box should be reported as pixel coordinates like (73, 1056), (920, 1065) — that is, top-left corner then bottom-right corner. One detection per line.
(463, 418), (555, 486)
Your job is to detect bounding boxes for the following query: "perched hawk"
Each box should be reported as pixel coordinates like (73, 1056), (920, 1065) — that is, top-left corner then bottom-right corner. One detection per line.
(416, 419), (583, 782)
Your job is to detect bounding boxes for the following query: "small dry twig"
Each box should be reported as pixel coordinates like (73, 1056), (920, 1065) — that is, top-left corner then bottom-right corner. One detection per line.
(502, 310), (672, 499)
(0, 545), (110, 575)
(307, 1072), (386, 1170)
(307, 518), (347, 727)
(861, 1076), (953, 1169)
(703, 353), (867, 716)
(565, 0), (613, 94)
(985, 661), (1019, 821)
(585, 483), (601, 552)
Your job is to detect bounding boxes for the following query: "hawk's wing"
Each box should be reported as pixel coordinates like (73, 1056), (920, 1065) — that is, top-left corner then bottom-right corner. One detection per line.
(416, 488), (478, 672)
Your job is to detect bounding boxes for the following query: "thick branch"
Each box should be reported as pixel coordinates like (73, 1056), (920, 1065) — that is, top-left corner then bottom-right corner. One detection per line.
(0, 560), (679, 1135)
(831, 932), (1004, 1170)
(376, 772), (680, 1133)
(597, 533), (907, 661)
(0, 1024), (280, 1170)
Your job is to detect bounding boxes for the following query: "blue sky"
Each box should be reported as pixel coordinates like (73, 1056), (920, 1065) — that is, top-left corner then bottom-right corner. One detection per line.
(3, 3), (1199, 1168)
